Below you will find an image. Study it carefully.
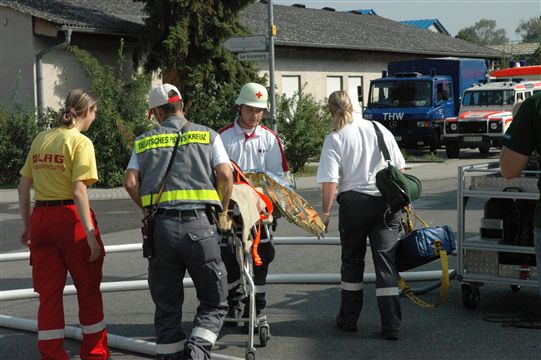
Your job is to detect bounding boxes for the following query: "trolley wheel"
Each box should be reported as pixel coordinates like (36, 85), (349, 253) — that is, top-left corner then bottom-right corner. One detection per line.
(258, 324), (270, 347)
(245, 350), (256, 360)
(461, 283), (480, 310)
(510, 284), (521, 292)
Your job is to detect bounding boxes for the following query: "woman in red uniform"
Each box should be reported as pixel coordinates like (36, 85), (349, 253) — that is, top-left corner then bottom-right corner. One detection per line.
(18, 89), (110, 359)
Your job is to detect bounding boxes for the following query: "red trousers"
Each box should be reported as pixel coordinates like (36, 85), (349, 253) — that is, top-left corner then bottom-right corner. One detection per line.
(30, 204), (109, 359)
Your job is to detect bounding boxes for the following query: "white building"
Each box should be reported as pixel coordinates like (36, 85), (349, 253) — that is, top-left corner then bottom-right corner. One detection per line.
(0, 0), (502, 114)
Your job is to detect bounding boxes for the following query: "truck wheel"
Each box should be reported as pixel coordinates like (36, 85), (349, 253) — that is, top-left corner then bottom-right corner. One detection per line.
(446, 143), (460, 158)
(479, 145), (490, 154)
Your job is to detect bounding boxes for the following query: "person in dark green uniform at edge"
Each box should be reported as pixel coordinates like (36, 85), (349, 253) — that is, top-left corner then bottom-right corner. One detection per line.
(500, 92), (541, 298)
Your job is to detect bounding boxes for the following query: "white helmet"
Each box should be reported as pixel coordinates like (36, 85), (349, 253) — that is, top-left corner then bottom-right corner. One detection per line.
(235, 82), (268, 109)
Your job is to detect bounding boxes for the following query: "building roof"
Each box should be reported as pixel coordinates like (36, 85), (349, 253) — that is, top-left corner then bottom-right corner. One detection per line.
(0, 0), (502, 59)
(350, 9), (378, 15)
(489, 42), (540, 57)
(400, 19), (450, 35)
(241, 3), (501, 59)
(0, 0), (144, 36)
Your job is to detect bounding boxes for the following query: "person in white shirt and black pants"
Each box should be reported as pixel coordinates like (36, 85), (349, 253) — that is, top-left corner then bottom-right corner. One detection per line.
(218, 82), (290, 327)
(317, 91), (406, 340)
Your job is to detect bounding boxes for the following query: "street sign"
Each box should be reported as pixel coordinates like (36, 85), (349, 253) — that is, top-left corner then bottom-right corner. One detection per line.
(224, 35), (267, 53)
(237, 52), (270, 62)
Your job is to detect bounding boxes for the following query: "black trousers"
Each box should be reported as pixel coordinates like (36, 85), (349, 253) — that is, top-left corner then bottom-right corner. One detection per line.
(337, 191), (402, 333)
(149, 210), (228, 360)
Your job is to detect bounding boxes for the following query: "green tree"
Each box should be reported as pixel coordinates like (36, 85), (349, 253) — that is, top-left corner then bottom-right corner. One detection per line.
(275, 87), (330, 173)
(134, 0), (262, 120)
(456, 19), (508, 45)
(516, 16), (541, 43)
(68, 42), (151, 187)
(0, 103), (37, 185)
(530, 46), (541, 65)
(184, 74), (238, 130)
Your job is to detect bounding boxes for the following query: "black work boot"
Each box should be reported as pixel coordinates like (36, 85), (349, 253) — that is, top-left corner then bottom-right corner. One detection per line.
(335, 315), (358, 332)
(381, 329), (399, 340)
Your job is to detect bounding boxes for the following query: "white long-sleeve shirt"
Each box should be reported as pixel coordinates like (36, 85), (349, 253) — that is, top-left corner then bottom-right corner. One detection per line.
(317, 113), (406, 196)
(218, 120), (289, 174)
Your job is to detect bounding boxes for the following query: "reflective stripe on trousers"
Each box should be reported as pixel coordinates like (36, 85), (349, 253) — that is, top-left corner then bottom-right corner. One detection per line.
(341, 281), (363, 291)
(38, 328), (64, 340)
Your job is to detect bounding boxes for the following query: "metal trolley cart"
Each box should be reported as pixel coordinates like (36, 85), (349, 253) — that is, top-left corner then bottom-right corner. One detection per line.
(457, 162), (539, 309)
(220, 201), (271, 360)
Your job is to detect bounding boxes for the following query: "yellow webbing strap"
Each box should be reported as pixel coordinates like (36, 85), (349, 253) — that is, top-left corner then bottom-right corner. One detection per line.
(398, 240), (450, 308)
(402, 206), (429, 233)
(412, 209), (430, 228)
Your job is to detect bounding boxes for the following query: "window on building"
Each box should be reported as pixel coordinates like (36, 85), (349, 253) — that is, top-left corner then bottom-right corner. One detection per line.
(326, 76), (342, 97)
(348, 76), (363, 111)
(282, 75), (301, 99)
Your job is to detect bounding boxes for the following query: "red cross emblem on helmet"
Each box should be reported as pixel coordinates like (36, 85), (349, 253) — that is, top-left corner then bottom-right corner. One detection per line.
(256, 91), (262, 98)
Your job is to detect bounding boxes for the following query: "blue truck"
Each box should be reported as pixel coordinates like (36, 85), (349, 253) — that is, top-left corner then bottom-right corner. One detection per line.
(363, 57), (487, 152)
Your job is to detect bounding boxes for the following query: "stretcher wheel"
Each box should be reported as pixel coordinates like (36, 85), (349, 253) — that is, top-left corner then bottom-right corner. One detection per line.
(258, 324), (270, 347)
(510, 284), (521, 292)
(461, 283), (480, 310)
(245, 350), (256, 360)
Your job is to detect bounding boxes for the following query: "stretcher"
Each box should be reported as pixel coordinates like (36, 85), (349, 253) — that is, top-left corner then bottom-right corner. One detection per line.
(245, 171), (325, 238)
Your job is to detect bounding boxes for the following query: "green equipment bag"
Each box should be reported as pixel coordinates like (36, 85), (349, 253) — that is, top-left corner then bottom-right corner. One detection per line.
(376, 165), (422, 212)
(371, 122), (422, 212)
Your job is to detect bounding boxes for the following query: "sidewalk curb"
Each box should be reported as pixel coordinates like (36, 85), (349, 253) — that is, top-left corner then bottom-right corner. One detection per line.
(0, 177), (321, 204)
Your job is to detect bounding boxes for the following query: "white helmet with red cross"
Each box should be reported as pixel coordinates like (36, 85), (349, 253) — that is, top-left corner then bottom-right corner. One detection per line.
(235, 82), (268, 109)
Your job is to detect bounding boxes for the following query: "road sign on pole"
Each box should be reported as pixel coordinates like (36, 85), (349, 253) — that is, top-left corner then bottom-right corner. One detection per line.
(237, 52), (269, 62)
(223, 35), (267, 53)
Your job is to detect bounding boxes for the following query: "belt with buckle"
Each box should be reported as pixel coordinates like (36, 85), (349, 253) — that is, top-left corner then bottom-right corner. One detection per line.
(155, 208), (206, 218)
(35, 200), (75, 207)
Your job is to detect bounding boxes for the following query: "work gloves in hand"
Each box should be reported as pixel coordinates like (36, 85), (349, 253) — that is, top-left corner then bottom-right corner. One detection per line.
(218, 210), (233, 232)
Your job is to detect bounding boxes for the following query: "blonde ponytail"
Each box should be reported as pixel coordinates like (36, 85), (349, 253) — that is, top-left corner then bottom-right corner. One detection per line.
(328, 91), (353, 131)
(56, 89), (97, 128)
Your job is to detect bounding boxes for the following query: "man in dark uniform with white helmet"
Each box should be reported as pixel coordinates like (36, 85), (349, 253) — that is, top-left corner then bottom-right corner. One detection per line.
(124, 83), (233, 360)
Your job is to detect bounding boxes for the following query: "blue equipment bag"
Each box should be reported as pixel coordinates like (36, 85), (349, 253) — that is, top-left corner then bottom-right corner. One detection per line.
(396, 225), (456, 272)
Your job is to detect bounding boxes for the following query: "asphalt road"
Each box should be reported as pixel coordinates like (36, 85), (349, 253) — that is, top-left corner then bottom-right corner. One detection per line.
(1, 149), (540, 360)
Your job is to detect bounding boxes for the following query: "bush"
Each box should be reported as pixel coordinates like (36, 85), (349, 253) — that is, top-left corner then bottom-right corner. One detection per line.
(0, 103), (37, 186)
(68, 41), (151, 187)
(275, 87), (331, 173)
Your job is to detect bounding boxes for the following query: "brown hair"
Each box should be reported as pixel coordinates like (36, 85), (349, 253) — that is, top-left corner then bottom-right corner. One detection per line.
(56, 89), (97, 128)
(328, 91), (353, 131)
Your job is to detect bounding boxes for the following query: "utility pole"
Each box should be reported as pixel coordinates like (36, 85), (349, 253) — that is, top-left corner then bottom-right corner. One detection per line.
(267, 0), (277, 132)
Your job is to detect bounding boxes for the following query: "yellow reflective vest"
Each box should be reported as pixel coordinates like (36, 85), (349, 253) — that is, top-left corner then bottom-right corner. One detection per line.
(135, 116), (222, 209)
